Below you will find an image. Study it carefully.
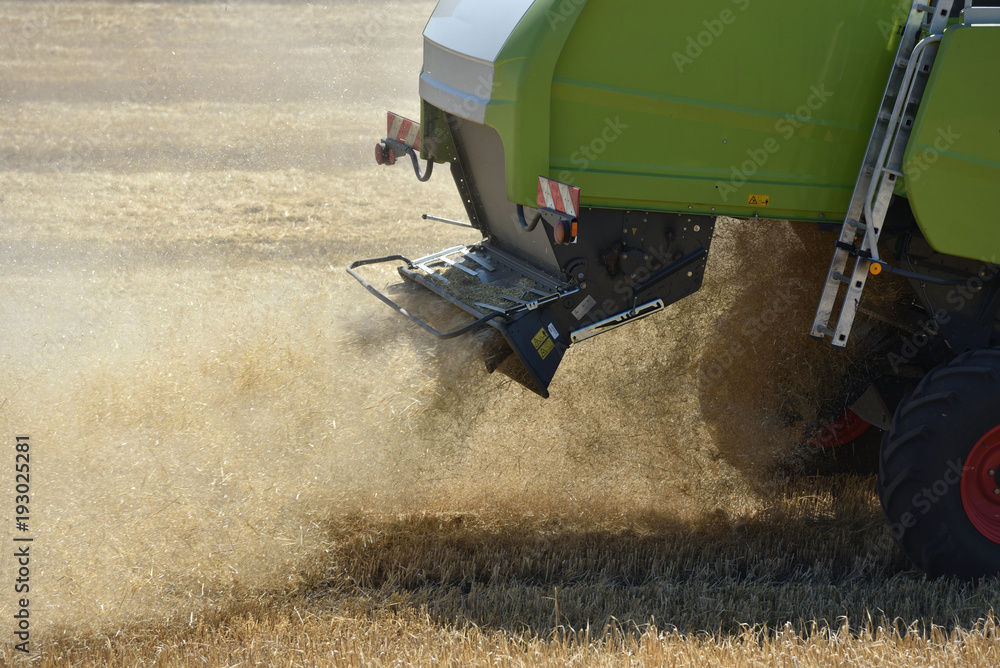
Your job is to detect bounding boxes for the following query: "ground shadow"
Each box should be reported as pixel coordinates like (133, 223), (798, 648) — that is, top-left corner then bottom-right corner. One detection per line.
(306, 480), (1000, 638)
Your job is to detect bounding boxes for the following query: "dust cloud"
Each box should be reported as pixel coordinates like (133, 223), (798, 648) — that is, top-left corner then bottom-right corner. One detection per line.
(0, 0), (860, 637)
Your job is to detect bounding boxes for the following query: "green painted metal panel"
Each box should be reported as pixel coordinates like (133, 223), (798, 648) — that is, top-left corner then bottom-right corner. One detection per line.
(479, 0), (911, 221)
(905, 25), (1000, 263)
(546, 0), (906, 220)
(482, 0), (586, 206)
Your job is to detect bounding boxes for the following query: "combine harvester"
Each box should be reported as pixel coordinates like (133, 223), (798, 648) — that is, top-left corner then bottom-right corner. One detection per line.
(348, 0), (1000, 577)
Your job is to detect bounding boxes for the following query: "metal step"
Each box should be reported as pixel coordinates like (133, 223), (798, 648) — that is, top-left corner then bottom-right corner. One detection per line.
(405, 243), (568, 315)
(811, 0), (955, 347)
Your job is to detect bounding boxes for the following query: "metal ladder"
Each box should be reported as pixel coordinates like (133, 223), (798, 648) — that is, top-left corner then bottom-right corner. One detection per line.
(811, 0), (955, 347)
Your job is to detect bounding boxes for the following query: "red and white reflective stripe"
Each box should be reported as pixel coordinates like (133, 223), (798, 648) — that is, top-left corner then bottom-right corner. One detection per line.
(537, 176), (580, 218)
(387, 112), (421, 151)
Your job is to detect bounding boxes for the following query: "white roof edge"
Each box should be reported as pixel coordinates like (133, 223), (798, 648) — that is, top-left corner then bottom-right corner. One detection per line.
(422, 0), (536, 64)
(963, 7), (1000, 24)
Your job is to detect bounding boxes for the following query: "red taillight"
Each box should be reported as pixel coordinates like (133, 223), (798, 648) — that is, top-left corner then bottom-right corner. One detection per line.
(374, 142), (396, 166)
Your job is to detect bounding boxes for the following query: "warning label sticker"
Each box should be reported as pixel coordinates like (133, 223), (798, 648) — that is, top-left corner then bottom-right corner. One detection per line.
(532, 328), (556, 360)
(531, 329), (548, 350)
(747, 194), (770, 207)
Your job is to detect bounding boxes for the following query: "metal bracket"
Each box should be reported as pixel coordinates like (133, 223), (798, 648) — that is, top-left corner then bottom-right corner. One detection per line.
(378, 138), (435, 182)
(850, 384), (893, 430)
(515, 204), (575, 233)
(346, 255), (505, 339)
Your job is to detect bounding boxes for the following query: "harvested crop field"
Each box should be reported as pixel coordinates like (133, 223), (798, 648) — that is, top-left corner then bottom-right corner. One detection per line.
(1, 1), (999, 665)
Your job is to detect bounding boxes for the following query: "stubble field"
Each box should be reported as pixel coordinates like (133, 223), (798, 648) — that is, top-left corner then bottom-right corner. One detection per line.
(1, 1), (999, 665)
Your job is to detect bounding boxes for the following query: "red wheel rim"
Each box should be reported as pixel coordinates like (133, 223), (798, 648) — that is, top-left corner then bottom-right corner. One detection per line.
(961, 425), (1000, 544)
(808, 409), (870, 448)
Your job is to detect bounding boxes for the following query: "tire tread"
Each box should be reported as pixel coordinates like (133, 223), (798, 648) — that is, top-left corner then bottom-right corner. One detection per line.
(878, 349), (1000, 578)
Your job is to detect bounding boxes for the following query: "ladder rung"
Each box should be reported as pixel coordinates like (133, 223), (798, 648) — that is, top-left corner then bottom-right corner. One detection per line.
(812, 0), (951, 348)
(815, 325), (836, 338)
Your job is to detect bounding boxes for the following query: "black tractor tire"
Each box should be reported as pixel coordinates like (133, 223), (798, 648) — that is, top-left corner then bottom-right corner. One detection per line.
(878, 349), (1000, 578)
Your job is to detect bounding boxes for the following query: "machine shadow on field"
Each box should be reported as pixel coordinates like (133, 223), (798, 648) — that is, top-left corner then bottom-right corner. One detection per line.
(305, 480), (1000, 638)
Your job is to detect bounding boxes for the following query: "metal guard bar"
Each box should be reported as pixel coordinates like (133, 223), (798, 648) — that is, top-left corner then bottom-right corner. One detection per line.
(405, 147), (434, 182)
(515, 204), (542, 232)
(515, 204), (576, 232)
(346, 255), (506, 339)
(874, 261), (969, 287)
